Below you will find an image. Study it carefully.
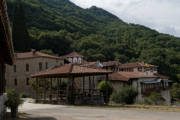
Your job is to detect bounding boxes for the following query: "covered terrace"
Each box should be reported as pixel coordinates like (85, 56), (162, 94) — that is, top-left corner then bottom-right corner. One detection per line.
(31, 64), (112, 105)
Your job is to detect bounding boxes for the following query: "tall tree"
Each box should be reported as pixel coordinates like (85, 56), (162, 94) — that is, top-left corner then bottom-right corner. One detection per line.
(12, 0), (31, 52)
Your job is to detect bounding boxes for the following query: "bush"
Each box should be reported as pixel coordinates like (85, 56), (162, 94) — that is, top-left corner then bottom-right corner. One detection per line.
(112, 86), (138, 104)
(98, 80), (113, 104)
(149, 92), (165, 105)
(171, 83), (180, 101)
(143, 98), (153, 105)
(5, 89), (23, 118)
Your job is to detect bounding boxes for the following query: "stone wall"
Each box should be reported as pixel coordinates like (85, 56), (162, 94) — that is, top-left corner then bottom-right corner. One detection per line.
(5, 57), (64, 97)
(0, 94), (7, 120)
(133, 78), (171, 105)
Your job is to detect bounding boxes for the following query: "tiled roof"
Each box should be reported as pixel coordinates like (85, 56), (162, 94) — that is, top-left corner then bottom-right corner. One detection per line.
(103, 61), (120, 67)
(120, 62), (157, 69)
(82, 61), (120, 68)
(65, 51), (83, 58)
(15, 51), (61, 59)
(31, 64), (112, 78)
(81, 62), (99, 69)
(110, 72), (157, 82)
(154, 73), (169, 79)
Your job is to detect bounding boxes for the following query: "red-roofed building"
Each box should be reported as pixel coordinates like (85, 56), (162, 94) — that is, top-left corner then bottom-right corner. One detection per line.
(109, 72), (171, 105)
(119, 62), (158, 76)
(5, 50), (64, 96)
(64, 51), (84, 64)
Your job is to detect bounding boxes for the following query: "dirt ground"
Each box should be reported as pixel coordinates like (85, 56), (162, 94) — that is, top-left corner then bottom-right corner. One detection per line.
(7, 99), (180, 120)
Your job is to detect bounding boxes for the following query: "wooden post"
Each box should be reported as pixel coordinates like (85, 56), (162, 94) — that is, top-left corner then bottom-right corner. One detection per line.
(56, 77), (58, 101)
(89, 76), (91, 93)
(44, 78), (46, 101)
(50, 77), (53, 103)
(57, 77), (60, 101)
(66, 77), (71, 104)
(36, 78), (38, 102)
(92, 76), (95, 89)
(105, 74), (109, 104)
(72, 76), (74, 104)
(83, 76), (85, 93)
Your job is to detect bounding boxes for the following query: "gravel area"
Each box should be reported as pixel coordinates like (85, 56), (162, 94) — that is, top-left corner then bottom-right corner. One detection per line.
(17, 99), (180, 120)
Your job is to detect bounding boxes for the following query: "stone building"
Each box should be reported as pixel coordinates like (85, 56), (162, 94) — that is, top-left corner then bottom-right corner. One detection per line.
(119, 62), (158, 76)
(0, 0), (15, 119)
(5, 50), (64, 97)
(64, 51), (84, 64)
(109, 72), (172, 105)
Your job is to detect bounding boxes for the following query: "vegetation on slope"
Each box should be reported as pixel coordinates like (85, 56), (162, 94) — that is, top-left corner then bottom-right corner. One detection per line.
(7, 0), (180, 81)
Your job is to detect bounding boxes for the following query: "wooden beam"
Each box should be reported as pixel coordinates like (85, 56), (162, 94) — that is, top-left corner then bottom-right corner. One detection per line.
(105, 74), (109, 104)
(83, 76), (85, 93)
(89, 76), (91, 93)
(50, 77), (53, 103)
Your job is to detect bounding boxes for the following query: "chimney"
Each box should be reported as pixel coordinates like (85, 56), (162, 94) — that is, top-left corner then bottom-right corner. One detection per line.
(31, 49), (36, 54)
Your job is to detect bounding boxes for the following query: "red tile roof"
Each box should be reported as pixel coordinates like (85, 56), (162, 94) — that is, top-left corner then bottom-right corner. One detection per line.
(81, 61), (99, 69)
(110, 72), (157, 82)
(82, 61), (120, 68)
(103, 61), (120, 67)
(65, 51), (83, 58)
(154, 73), (169, 79)
(15, 51), (61, 59)
(120, 62), (157, 69)
(31, 64), (112, 78)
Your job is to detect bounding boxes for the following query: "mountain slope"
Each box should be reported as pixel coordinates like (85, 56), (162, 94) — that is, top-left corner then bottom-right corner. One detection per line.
(6, 0), (180, 81)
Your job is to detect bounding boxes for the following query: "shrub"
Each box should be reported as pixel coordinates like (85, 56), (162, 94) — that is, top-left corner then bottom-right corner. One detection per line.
(5, 89), (23, 118)
(171, 83), (180, 101)
(98, 80), (113, 104)
(143, 98), (153, 105)
(112, 86), (138, 104)
(149, 92), (165, 105)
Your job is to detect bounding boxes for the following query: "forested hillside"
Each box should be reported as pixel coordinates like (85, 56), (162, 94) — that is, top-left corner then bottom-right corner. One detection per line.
(7, 0), (180, 81)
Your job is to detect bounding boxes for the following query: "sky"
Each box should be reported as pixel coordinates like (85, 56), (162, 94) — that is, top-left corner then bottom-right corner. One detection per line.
(70, 0), (180, 37)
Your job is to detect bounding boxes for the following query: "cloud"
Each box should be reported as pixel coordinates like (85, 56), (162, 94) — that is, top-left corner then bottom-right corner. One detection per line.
(70, 0), (180, 37)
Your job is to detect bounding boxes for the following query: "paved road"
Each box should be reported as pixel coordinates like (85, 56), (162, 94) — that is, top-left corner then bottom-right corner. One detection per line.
(19, 100), (180, 120)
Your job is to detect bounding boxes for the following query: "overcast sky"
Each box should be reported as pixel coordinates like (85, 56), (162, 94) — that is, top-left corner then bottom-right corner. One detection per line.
(70, 0), (180, 37)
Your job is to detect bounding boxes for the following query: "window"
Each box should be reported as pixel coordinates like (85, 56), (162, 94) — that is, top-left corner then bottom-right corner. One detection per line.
(78, 58), (82, 64)
(26, 64), (29, 72)
(39, 62), (42, 71)
(26, 78), (29, 86)
(138, 67), (142, 72)
(13, 65), (16, 72)
(45, 62), (48, 69)
(73, 57), (78, 63)
(14, 78), (17, 86)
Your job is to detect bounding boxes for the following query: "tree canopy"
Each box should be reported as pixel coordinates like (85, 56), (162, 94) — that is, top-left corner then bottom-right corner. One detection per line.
(7, 0), (180, 81)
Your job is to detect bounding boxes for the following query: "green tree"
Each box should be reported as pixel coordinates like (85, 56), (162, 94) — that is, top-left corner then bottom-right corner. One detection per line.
(12, 0), (32, 51)
(111, 86), (138, 104)
(98, 80), (113, 104)
(171, 83), (180, 101)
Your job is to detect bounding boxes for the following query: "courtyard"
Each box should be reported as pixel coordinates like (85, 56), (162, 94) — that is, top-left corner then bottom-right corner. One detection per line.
(7, 99), (180, 120)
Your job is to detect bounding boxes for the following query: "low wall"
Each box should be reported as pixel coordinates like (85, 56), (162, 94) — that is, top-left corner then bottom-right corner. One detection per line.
(0, 94), (7, 120)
